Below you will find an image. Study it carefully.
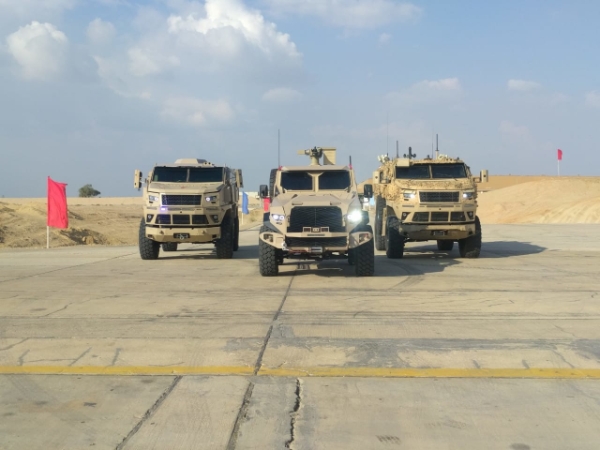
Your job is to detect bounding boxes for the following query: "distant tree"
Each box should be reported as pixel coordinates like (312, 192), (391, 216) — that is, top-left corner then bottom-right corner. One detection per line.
(78, 184), (101, 198)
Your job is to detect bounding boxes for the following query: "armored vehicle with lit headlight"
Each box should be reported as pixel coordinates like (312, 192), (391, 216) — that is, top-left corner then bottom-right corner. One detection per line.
(258, 147), (374, 276)
(133, 159), (243, 260)
(364, 146), (481, 258)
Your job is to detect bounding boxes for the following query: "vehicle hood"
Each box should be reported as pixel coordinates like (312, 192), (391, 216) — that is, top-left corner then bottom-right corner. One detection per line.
(394, 179), (475, 190)
(271, 192), (360, 214)
(148, 182), (223, 194)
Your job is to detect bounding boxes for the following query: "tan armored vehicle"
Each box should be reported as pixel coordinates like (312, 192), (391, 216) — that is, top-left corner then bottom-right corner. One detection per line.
(258, 147), (374, 276)
(134, 158), (243, 260)
(366, 146), (481, 258)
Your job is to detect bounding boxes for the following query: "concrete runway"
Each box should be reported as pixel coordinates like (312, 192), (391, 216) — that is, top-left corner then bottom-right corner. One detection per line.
(1, 224), (600, 449)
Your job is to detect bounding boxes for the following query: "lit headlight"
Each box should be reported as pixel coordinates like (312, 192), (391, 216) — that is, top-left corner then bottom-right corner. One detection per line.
(403, 191), (416, 200)
(271, 214), (285, 222)
(148, 194), (159, 203)
(205, 196), (216, 202)
(462, 191), (475, 200)
(347, 210), (363, 223)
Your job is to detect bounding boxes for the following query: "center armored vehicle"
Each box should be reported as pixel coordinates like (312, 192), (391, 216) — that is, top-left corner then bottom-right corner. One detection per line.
(134, 158), (243, 260)
(258, 147), (374, 277)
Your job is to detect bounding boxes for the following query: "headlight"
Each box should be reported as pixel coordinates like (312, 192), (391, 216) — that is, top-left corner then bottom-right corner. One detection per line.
(271, 214), (285, 222)
(403, 191), (416, 200)
(462, 191), (475, 200)
(205, 196), (216, 202)
(347, 210), (363, 223)
(148, 194), (159, 203)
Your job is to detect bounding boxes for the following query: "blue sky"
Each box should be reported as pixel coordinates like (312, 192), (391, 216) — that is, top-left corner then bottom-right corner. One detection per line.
(1, 0), (598, 197)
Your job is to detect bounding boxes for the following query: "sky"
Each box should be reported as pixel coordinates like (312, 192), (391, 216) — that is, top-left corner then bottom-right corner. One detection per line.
(1, 0), (599, 198)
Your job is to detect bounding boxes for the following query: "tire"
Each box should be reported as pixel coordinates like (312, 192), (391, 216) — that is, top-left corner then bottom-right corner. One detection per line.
(385, 217), (405, 259)
(138, 218), (160, 260)
(354, 230), (375, 277)
(259, 227), (279, 276)
(215, 215), (234, 259)
(233, 215), (240, 251)
(458, 216), (482, 258)
(269, 168), (277, 200)
(162, 242), (178, 252)
(374, 196), (386, 251)
(436, 240), (454, 251)
(348, 249), (355, 265)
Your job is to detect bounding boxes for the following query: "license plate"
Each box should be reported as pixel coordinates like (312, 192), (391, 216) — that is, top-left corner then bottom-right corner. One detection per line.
(311, 246), (323, 254)
(174, 233), (190, 240)
(432, 231), (445, 236)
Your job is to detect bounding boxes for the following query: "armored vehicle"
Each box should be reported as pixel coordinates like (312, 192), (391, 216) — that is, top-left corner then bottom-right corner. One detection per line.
(134, 159), (243, 260)
(366, 147), (481, 258)
(258, 147), (374, 277)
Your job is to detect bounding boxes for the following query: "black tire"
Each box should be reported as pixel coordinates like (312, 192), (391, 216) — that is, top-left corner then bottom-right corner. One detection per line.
(259, 227), (279, 276)
(269, 168), (277, 200)
(355, 230), (375, 277)
(162, 242), (178, 252)
(385, 217), (405, 259)
(215, 215), (234, 259)
(348, 249), (355, 265)
(233, 216), (240, 251)
(458, 217), (482, 258)
(138, 218), (160, 260)
(374, 196), (386, 251)
(436, 240), (454, 251)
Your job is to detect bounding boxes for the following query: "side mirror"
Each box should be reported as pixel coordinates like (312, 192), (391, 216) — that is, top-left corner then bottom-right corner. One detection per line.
(363, 184), (373, 199)
(236, 169), (244, 188)
(134, 170), (143, 190)
(259, 184), (269, 199)
(361, 210), (370, 225)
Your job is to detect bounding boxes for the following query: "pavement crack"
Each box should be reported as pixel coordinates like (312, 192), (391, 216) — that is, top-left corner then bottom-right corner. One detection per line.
(0, 338), (28, 352)
(285, 378), (303, 449)
(226, 381), (255, 450)
(115, 375), (181, 450)
(18, 349), (30, 366)
(69, 347), (92, 366)
(111, 348), (122, 366)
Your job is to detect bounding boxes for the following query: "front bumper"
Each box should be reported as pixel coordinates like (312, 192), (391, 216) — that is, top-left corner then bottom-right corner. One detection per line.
(144, 225), (222, 243)
(259, 228), (372, 253)
(398, 222), (477, 241)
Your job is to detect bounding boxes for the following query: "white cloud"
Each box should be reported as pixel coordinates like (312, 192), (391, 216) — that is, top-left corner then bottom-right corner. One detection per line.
(6, 21), (68, 80)
(507, 79), (541, 92)
(0, 0), (75, 17)
(262, 87), (302, 103)
(378, 33), (392, 45)
(499, 120), (530, 139)
(161, 97), (234, 126)
(263, 0), (421, 29)
(128, 47), (180, 77)
(387, 78), (461, 104)
(86, 18), (116, 45)
(585, 91), (600, 108)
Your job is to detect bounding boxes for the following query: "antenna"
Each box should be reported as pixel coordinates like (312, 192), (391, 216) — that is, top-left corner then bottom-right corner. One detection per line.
(349, 155), (353, 168)
(278, 129), (280, 167)
(386, 111), (389, 155)
(396, 140), (399, 158)
(435, 134), (439, 160)
(403, 146), (416, 160)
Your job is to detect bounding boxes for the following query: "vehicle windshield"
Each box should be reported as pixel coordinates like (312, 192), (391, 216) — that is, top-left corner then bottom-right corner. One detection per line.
(152, 167), (223, 183)
(280, 171), (313, 190)
(319, 171), (351, 190)
(395, 164), (468, 179)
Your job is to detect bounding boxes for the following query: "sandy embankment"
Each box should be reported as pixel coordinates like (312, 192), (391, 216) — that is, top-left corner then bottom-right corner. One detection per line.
(1, 177), (599, 249)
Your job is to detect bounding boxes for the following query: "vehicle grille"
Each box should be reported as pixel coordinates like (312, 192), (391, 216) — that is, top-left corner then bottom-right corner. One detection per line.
(419, 191), (459, 202)
(286, 237), (347, 248)
(413, 212), (429, 222)
(156, 214), (171, 225)
(431, 212), (449, 222)
(161, 194), (202, 206)
(288, 206), (344, 232)
(450, 212), (466, 221)
(192, 215), (208, 225)
(172, 215), (190, 225)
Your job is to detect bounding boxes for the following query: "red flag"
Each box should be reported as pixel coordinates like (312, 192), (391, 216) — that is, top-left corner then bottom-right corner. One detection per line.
(47, 177), (68, 229)
(557, 149), (563, 161)
(263, 198), (271, 212)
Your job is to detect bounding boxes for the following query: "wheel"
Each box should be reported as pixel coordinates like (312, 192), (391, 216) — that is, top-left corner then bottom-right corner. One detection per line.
(259, 227), (279, 276)
(162, 242), (178, 252)
(354, 229), (374, 277)
(385, 217), (405, 259)
(374, 196), (386, 251)
(269, 168), (277, 200)
(436, 240), (454, 251)
(215, 215), (234, 259)
(348, 249), (355, 265)
(458, 216), (482, 258)
(233, 216), (240, 251)
(138, 218), (160, 260)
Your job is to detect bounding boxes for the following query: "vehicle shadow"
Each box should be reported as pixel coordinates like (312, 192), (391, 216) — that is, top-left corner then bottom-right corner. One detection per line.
(404, 240), (546, 258)
(157, 244), (259, 260)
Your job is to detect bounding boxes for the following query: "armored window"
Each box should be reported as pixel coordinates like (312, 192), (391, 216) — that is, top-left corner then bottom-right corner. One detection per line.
(280, 171), (313, 191)
(431, 164), (467, 179)
(395, 165), (430, 179)
(188, 168), (224, 183)
(318, 171), (351, 190)
(153, 167), (188, 182)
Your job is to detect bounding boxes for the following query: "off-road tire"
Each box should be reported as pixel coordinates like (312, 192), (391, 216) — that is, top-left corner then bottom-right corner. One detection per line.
(374, 196), (386, 251)
(458, 216), (482, 258)
(437, 240), (454, 251)
(269, 168), (277, 200)
(233, 216), (240, 251)
(162, 242), (178, 252)
(215, 216), (234, 259)
(139, 219), (160, 260)
(259, 227), (279, 276)
(348, 249), (355, 265)
(385, 218), (405, 259)
(354, 232), (375, 277)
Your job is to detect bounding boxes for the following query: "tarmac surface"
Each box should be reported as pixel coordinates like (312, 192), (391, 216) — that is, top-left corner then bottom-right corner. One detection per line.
(1, 224), (600, 449)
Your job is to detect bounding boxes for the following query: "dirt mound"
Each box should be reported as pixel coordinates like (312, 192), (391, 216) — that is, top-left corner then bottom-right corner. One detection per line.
(477, 178), (600, 224)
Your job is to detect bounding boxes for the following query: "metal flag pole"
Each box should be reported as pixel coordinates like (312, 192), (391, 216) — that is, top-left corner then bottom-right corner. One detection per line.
(557, 159), (560, 177)
(47, 226), (50, 249)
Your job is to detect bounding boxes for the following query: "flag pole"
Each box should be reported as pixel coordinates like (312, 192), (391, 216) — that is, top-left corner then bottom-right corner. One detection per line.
(47, 226), (50, 249)
(557, 159), (560, 176)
